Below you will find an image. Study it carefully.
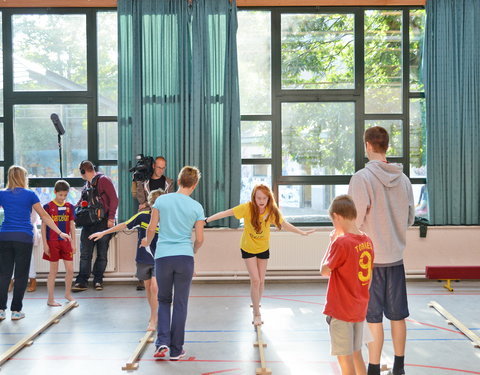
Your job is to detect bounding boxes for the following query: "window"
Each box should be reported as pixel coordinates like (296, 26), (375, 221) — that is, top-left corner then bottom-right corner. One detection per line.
(238, 7), (426, 224)
(12, 14), (87, 92)
(1, 9), (118, 193)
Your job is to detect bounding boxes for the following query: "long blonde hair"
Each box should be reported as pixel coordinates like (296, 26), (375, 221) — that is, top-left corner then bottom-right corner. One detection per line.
(250, 184), (282, 233)
(6, 165), (28, 189)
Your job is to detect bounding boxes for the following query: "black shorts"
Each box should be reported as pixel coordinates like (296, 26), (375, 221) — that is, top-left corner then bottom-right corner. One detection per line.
(367, 264), (409, 323)
(241, 249), (270, 259)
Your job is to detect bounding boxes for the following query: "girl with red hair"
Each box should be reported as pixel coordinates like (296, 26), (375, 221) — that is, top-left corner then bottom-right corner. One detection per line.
(206, 184), (314, 326)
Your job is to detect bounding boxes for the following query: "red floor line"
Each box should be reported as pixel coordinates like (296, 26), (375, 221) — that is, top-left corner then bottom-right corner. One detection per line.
(201, 368), (242, 375)
(22, 292), (480, 301)
(406, 318), (462, 334)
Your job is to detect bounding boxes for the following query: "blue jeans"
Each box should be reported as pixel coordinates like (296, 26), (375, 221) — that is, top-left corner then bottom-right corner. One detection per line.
(75, 221), (112, 285)
(0, 241), (33, 311)
(155, 256), (194, 356)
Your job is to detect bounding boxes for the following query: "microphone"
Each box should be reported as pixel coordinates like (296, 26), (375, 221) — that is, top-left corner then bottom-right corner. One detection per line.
(50, 113), (66, 135)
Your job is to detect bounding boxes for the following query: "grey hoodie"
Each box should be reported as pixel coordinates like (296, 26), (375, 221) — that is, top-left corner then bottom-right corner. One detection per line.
(348, 160), (415, 265)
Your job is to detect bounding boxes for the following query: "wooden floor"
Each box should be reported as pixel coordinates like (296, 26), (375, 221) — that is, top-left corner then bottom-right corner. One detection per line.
(1, 280), (479, 374)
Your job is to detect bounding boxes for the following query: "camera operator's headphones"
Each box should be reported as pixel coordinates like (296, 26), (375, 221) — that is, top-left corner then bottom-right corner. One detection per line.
(79, 160), (97, 175)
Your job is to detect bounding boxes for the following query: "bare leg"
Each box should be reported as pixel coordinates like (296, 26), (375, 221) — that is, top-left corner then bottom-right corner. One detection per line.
(391, 319), (406, 356)
(47, 262), (61, 306)
(145, 278), (158, 331)
(244, 257), (268, 325)
(337, 354), (356, 375)
(64, 260), (75, 302)
(367, 322), (384, 365)
(353, 349), (367, 375)
(256, 258), (268, 305)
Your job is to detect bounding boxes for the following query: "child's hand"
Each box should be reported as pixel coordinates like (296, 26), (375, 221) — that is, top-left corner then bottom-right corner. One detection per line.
(302, 229), (316, 236)
(71, 246), (76, 255)
(59, 232), (72, 242)
(140, 237), (149, 248)
(43, 243), (50, 257)
(89, 232), (103, 241)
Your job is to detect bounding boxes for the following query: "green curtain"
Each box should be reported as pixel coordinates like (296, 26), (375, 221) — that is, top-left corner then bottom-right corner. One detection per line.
(118, 0), (241, 226)
(424, 0), (480, 224)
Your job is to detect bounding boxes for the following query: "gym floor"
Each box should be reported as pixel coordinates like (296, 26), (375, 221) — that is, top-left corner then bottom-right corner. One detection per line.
(1, 280), (479, 375)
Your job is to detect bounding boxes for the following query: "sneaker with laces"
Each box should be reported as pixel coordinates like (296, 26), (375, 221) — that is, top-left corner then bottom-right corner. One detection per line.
(170, 350), (186, 361)
(154, 345), (169, 358)
(72, 283), (88, 292)
(11, 311), (25, 320)
(0, 310), (5, 321)
(94, 282), (103, 291)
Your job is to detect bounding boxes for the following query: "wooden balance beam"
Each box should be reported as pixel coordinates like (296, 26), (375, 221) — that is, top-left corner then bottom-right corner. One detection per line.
(122, 330), (155, 371)
(425, 266), (480, 291)
(0, 301), (78, 368)
(254, 325), (271, 375)
(429, 301), (480, 348)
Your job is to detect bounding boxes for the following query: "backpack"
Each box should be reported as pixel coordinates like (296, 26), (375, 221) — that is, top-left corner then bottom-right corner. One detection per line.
(74, 175), (106, 227)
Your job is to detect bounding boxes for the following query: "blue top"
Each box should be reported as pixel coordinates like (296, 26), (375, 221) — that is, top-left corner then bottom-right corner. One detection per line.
(0, 188), (40, 243)
(153, 193), (205, 259)
(125, 210), (158, 265)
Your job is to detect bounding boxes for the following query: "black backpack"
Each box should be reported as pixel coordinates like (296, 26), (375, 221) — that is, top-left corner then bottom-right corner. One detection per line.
(74, 175), (106, 227)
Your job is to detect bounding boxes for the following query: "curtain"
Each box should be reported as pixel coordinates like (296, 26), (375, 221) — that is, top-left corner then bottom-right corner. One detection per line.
(118, 0), (241, 226)
(424, 0), (480, 224)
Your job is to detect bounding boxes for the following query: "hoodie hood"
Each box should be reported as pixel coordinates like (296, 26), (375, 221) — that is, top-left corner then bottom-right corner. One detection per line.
(365, 160), (404, 188)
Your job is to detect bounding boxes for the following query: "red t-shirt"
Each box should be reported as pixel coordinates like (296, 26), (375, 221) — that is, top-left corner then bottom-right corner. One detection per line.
(323, 232), (374, 322)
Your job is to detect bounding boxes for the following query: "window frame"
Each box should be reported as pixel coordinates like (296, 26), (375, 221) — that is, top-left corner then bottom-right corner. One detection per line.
(239, 6), (426, 225)
(1, 7), (117, 189)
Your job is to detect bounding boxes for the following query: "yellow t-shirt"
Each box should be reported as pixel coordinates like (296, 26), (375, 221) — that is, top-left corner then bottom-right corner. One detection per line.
(232, 202), (284, 254)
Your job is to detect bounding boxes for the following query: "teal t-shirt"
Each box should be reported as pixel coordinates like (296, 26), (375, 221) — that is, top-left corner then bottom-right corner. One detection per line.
(153, 193), (205, 259)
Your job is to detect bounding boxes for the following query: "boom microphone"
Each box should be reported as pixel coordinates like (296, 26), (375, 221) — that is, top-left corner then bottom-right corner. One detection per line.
(50, 113), (66, 135)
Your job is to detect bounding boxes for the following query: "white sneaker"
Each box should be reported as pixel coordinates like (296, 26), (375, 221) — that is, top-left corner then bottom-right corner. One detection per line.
(11, 311), (25, 320)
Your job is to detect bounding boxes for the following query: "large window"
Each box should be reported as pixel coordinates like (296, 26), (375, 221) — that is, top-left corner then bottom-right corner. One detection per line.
(1, 9), (118, 198)
(238, 7), (426, 224)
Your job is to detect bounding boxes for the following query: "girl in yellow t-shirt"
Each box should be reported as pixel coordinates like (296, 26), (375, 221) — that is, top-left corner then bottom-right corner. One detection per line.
(205, 184), (315, 326)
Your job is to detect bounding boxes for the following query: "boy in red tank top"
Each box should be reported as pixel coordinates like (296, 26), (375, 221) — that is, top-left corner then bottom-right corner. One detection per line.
(321, 195), (374, 375)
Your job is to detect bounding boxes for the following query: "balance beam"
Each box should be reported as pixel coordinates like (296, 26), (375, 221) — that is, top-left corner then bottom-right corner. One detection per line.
(425, 266), (480, 291)
(254, 325), (271, 375)
(122, 330), (155, 371)
(429, 301), (480, 348)
(0, 301), (78, 368)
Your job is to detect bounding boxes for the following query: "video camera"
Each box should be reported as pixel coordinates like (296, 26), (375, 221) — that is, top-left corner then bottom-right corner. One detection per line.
(130, 154), (154, 182)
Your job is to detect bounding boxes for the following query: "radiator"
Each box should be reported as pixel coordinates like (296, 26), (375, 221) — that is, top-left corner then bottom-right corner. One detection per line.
(267, 230), (330, 271)
(32, 230), (117, 274)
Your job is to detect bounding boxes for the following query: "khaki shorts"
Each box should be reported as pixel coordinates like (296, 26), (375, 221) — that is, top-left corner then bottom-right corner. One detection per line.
(326, 316), (364, 356)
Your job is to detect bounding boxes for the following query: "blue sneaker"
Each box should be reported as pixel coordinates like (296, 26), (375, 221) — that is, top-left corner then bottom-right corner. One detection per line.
(0, 310), (5, 321)
(154, 345), (168, 358)
(11, 311), (25, 320)
(170, 350), (186, 361)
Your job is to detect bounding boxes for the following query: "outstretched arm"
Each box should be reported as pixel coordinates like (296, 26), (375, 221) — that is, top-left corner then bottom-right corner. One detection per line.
(89, 222), (127, 241)
(281, 221), (315, 236)
(205, 208), (234, 224)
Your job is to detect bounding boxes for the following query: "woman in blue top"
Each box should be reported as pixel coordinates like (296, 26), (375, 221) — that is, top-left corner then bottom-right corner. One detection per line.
(0, 166), (71, 321)
(141, 166), (205, 361)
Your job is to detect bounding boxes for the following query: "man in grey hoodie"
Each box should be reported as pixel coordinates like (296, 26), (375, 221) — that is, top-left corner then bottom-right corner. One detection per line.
(348, 126), (415, 375)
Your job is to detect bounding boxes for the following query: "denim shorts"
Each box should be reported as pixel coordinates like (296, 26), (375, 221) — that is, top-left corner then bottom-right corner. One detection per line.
(367, 264), (409, 323)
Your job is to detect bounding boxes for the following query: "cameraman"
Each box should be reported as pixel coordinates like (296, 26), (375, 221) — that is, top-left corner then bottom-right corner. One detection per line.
(132, 156), (174, 210)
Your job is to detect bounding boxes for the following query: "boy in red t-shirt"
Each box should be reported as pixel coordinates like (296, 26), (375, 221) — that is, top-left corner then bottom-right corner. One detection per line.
(321, 195), (374, 375)
(42, 180), (77, 306)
